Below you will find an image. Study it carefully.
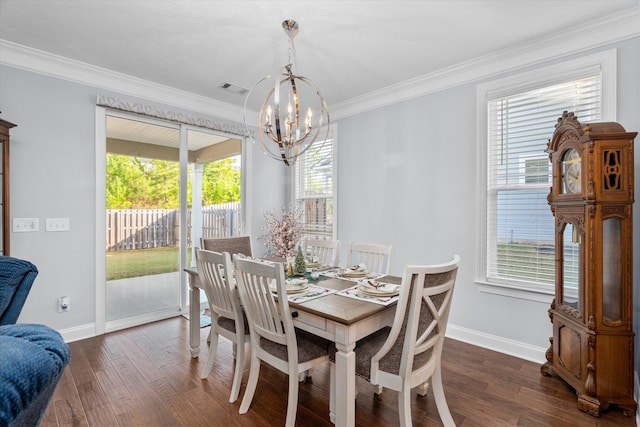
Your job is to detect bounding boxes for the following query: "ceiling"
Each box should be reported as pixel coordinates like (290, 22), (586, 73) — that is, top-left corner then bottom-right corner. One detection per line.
(2, 0), (639, 115)
(106, 115), (232, 150)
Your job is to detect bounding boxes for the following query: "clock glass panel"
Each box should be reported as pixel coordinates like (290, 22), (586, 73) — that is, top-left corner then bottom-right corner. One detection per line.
(602, 218), (622, 322)
(561, 222), (582, 313)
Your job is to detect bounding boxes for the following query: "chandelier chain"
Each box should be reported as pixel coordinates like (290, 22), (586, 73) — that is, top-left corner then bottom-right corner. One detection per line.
(288, 37), (298, 73)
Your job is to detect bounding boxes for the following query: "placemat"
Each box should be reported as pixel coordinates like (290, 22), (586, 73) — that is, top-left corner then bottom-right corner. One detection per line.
(285, 284), (338, 303)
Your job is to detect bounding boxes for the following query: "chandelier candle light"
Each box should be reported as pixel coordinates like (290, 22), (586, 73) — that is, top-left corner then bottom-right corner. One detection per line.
(244, 19), (330, 166)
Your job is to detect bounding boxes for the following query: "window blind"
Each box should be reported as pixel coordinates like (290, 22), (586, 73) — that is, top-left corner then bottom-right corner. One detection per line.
(486, 76), (601, 288)
(294, 136), (334, 239)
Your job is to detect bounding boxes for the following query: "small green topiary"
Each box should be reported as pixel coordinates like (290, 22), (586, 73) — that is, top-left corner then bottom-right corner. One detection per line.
(294, 245), (307, 276)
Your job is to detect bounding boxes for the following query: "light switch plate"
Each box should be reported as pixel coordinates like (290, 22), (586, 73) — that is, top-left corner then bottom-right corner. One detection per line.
(46, 218), (70, 232)
(13, 218), (39, 232)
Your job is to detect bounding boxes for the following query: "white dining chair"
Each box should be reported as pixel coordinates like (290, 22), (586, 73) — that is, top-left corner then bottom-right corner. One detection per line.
(330, 255), (460, 427)
(303, 238), (340, 267)
(199, 237), (253, 343)
(234, 255), (332, 427)
(195, 248), (249, 403)
(347, 241), (393, 274)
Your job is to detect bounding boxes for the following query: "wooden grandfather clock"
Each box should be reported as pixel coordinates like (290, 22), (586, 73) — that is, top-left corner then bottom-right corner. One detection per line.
(541, 111), (636, 417)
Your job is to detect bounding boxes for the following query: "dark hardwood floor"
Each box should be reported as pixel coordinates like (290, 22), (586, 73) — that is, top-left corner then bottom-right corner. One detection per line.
(42, 316), (636, 427)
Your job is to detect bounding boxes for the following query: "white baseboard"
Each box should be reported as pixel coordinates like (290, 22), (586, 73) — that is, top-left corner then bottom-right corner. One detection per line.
(59, 323), (96, 343)
(59, 307), (190, 343)
(446, 323), (547, 364)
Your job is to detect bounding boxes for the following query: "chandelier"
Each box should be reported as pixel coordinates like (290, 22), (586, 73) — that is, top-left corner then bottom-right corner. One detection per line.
(244, 19), (330, 166)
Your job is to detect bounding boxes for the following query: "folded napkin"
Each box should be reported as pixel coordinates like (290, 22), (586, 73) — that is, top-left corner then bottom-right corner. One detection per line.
(285, 278), (308, 286)
(348, 263), (367, 272)
(360, 279), (399, 293)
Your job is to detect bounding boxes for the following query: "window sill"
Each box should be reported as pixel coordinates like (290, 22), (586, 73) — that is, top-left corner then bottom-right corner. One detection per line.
(475, 280), (554, 304)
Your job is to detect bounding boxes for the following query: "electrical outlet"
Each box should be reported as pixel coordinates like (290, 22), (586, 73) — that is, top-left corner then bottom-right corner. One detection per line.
(59, 296), (70, 312)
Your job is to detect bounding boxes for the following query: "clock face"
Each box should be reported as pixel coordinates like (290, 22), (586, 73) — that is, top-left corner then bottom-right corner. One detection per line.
(562, 148), (581, 194)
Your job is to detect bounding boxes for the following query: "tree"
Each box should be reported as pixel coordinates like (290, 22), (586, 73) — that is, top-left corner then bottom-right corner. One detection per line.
(294, 245), (307, 276)
(145, 159), (180, 208)
(106, 155), (152, 208)
(106, 154), (241, 209)
(202, 157), (240, 205)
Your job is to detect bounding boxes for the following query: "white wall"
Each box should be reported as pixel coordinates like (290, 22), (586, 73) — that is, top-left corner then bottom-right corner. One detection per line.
(0, 35), (639, 378)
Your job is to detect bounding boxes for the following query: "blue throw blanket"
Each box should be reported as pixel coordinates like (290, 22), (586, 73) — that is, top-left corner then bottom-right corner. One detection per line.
(0, 324), (70, 427)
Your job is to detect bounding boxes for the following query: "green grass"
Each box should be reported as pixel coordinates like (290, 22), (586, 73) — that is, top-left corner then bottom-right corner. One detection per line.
(106, 247), (192, 281)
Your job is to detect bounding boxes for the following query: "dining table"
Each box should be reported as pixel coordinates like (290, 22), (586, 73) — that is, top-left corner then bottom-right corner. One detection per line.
(184, 265), (400, 427)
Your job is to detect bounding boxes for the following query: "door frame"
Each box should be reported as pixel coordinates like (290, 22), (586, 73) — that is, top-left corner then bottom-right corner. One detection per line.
(95, 107), (250, 335)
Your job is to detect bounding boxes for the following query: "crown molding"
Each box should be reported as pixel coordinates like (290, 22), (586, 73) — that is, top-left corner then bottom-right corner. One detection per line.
(1, 6), (639, 122)
(0, 40), (245, 123)
(330, 6), (640, 120)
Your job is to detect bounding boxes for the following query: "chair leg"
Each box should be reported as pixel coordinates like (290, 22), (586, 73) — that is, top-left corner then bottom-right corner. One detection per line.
(417, 380), (429, 397)
(299, 368), (313, 382)
(286, 370), (300, 427)
(398, 386), (412, 427)
(200, 332), (219, 379)
(432, 365), (456, 427)
(229, 340), (246, 403)
(239, 352), (260, 414)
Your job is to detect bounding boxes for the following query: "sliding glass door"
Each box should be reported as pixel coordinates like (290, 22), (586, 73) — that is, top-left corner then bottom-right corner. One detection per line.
(105, 115), (182, 325)
(103, 113), (243, 331)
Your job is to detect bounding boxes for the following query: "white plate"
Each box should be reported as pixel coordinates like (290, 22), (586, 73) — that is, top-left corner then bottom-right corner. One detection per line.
(270, 278), (310, 294)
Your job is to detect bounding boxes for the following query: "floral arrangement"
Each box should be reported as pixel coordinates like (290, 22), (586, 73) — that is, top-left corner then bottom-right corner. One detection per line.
(260, 206), (305, 258)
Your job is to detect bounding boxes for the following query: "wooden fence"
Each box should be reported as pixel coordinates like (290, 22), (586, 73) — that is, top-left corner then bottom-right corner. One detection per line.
(106, 202), (241, 251)
(200, 202), (242, 239)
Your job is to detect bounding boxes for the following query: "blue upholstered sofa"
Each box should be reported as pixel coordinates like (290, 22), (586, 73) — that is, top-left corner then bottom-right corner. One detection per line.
(0, 256), (70, 427)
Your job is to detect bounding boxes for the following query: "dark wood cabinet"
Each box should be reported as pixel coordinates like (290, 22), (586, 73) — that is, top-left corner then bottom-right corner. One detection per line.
(541, 111), (636, 417)
(0, 117), (16, 256)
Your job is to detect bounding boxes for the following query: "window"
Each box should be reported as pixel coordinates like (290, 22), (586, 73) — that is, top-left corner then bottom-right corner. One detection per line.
(522, 156), (550, 184)
(477, 51), (615, 295)
(294, 127), (336, 240)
